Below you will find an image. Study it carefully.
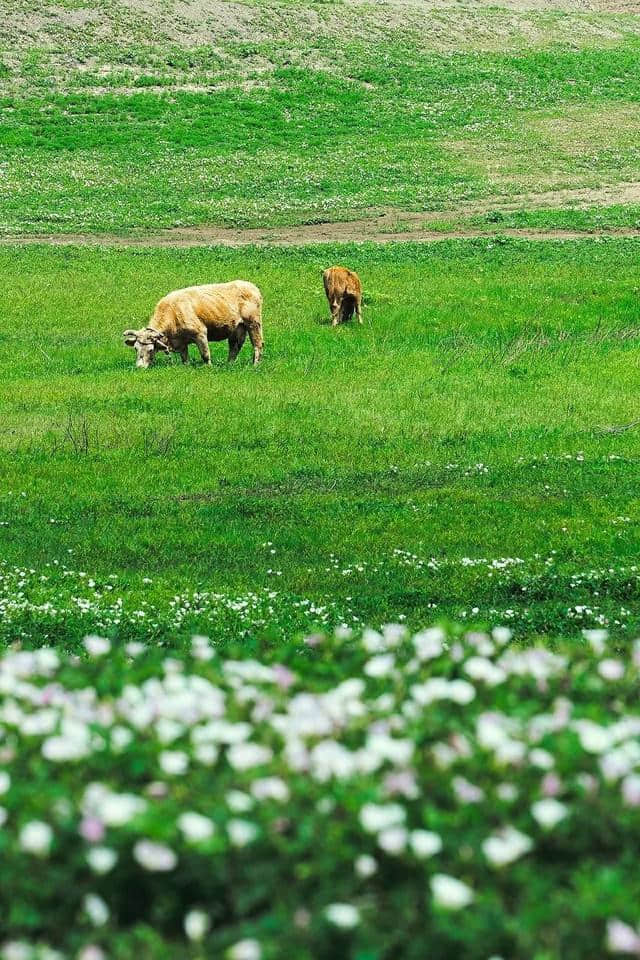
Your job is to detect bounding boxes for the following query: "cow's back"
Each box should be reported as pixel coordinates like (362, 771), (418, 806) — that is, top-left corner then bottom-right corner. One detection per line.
(155, 281), (261, 338)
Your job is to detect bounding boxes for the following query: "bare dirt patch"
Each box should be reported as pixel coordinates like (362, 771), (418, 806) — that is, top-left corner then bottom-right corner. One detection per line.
(0, 0), (265, 48)
(400, 0), (640, 9)
(3, 0), (639, 65)
(3, 226), (639, 248)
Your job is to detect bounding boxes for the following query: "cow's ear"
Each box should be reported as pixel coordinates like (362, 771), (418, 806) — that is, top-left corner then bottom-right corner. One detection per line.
(123, 329), (138, 347)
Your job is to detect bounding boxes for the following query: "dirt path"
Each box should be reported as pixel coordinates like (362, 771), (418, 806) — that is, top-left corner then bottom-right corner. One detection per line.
(3, 182), (640, 248)
(3, 225), (640, 248)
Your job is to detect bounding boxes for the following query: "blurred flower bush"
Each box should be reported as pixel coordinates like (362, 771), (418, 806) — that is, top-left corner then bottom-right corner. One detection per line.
(1, 623), (639, 959)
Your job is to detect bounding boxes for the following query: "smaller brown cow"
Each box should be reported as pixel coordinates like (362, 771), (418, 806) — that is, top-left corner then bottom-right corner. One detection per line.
(322, 266), (363, 327)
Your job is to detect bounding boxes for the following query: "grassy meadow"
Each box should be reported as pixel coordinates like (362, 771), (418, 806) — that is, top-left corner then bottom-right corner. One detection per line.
(1, 0), (640, 649)
(2, 238), (640, 649)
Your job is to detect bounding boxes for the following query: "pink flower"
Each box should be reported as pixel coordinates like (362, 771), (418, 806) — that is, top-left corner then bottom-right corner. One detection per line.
(294, 908), (311, 929)
(146, 781), (169, 798)
(541, 773), (562, 798)
(273, 664), (296, 690)
(384, 770), (419, 799)
(78, 947), (106, 960)
(38, 685), (55, 705)
(453, 777), (484, 804)
(79, 817), (105, 843)
(606, 918), (640, 954)
(622, 775), (640, 808)
(576, 773), (598, 795)
(553, 698), (572, 726)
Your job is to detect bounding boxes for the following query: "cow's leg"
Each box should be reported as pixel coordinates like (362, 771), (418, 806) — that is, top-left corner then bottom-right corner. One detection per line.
(179, 344), (189, 364)
(355, 296), (363, 324)
(194, 330), (211, 366)
(331, 299), (341, 326)
(246, 318), (263, 365)
(228, 324), (247, 363)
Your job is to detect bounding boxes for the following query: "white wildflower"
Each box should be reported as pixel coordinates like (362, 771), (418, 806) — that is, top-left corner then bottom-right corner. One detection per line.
(19, 820), (53, 857)
(361, 628), (386, 652)
(1, 944), (32, 960)
(492, 626), (512, 645)
(125, 641), (146, 657)
(191, 635), (215, 661)
(355, 854), (378, 877)
(531, 798), (569, 830)
(83, 893), (109, 926)
(228, 939), (262, 960)
(86, 847), (117, 874)
(228, 819), (258, 847)
(431, 874), (474, 910)
(410, 830), (442, 858)
(583, 629), (607, 656)
(133, 840), (177, 871)
(413, 627), (444, 661)
(226, 791), (254, 813)
(99, 792), (145, 826)
(325, 903), (360, 929)
(482, 826), (533, 867)
(227, 742), (273, 771)
(598, 659), (624, 681)
(194, 743), (219, 766)
(178, 811), (215, 843)
(573, 720), (612, 754)
(159, 750), (189, 776)
(83, 635), (111, 657)
(366, 734), (413, 766)
(364, 654), (395, 678)
(251, 777), (290, 802)
(464, 656), (506, 686)
(359, 802), (406, 833)
(184, 909), (210, 942)
(529, 748), (555, 770)
(377, 826), (408, 855)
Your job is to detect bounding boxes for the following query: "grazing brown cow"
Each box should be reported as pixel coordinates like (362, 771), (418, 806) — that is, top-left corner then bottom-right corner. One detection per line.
(124, 280), (263, 368)
(322, 266), (363, 327)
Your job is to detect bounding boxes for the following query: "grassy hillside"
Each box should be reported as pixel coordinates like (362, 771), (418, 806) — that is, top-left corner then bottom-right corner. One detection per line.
(2, 0), (640, 234)
(2, 238), (640, 648)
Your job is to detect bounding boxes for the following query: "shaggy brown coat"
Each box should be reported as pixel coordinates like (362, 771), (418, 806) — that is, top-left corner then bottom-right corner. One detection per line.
(124, 280), (263, 368)
(322, 266), (363, 326)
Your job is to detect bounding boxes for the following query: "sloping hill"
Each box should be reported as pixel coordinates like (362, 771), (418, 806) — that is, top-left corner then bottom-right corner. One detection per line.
(2, 0), (640, 235)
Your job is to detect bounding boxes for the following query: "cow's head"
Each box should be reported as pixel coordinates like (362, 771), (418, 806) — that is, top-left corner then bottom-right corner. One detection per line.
(123, 328), (171, 368)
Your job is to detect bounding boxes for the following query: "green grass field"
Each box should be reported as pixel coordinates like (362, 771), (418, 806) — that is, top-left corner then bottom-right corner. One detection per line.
(2, 0), (640, 650)
(2, 238), (640, 649)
